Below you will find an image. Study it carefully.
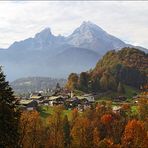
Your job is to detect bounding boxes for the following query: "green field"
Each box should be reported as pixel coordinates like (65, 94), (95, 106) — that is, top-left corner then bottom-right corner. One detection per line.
(131, 105), (138, 114)
(38, 106), (73, 120)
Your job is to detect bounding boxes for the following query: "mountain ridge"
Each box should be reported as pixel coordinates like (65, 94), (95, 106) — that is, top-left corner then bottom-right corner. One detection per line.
(1, 21), (147, 53)
(0, 21), (147, 81)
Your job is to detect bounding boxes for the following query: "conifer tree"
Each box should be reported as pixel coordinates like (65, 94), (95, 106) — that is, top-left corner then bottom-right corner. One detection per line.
(0, 67), (20, 147)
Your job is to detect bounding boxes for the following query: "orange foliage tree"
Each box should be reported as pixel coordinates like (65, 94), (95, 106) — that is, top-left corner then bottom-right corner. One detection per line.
(46, 106), (64, 148)
(19, 110), (44, 148)
(122, 119), (148, 148)
(71, 117), (92, 148)
(93, 127), (100, 147)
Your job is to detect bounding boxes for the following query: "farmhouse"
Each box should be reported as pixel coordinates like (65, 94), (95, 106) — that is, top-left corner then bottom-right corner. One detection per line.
(19, 99), (38, 110)
(77, 94), (95, 103)
(30, 92), (44, 100)
(112, 106), (122, 114)
(65, 97), (81, 109)
(48, 96), (65, 106)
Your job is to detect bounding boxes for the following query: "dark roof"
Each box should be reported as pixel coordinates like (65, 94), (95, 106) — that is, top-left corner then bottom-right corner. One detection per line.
(27, 100), (38, 108)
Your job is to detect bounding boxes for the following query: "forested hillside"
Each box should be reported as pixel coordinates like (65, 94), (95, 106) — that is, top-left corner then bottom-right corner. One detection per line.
(66, 47), (148, 94)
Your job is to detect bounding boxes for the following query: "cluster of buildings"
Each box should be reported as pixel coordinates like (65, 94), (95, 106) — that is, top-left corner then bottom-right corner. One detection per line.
(19, 89), (95, 112)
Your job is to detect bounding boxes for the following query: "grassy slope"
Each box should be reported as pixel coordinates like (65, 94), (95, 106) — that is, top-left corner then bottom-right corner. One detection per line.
(38, 106), (72, 120)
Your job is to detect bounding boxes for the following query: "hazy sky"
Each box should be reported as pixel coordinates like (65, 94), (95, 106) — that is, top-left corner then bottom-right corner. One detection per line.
(0, 1), (148, 48)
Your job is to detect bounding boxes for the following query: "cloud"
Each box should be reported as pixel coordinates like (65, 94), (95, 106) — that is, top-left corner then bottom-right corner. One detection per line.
(0, 1), (148, 48)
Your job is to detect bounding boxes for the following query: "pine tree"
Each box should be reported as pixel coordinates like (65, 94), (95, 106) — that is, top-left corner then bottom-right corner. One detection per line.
(0, 67), (20, 147)
(56, 82), (61, 90)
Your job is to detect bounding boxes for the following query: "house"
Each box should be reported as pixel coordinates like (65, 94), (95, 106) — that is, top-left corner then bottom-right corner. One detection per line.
(65, 97), (81, 109)
(112, 106), (122, 114)
(53, 97), (65, 105)
(77, 104), (83, 112)
(76, 102), (92, 112)
(42, 99), (50, 106)
(80, 98), (89, 104)
(83, 94), (95, 102)
(19, 99), (38, 110)
(77, 94), (95, 103)
(26, 100), (38, 110)
(48, 96), (65, 106)
(30, 92), (44, 103)
(30, 92), (41, 97)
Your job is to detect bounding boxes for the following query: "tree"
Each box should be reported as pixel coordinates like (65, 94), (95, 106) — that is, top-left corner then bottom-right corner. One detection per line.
(101, 114), (112, 125)
(66, 73), (79, 90)
(79, 72), (89, 92)
(56, 82), (61, 91)
(46, 106), (64, 148)
(121, 119), (148, 148)
(101, 114), (113, 138)
(93, 127), (100, 147)
(71, 117), (92, 148)
(19, 111), (44, 148)
(117, 82), (125, 94)
(137, 98), (148, 121)
(0, 67), (20, 147)
(98, 138), (114, 148)
(108, 75), (117, 91)
(117, 66), (146, 89)
(90, 76), (100, 93)
(100, 71), (117, 91)
(71, 108), (79, 127)
(63, 115), (71, 148)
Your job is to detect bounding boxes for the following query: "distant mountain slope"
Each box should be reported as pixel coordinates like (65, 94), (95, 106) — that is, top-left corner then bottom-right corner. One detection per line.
(0, 21), (147, 81)
(11, 77), (66, 94)
(49, 47), (100, 77)
(66, 47), (148, 93)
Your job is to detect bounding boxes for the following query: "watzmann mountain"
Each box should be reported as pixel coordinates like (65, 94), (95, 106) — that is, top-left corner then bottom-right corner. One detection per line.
(0, 21), (147, 81)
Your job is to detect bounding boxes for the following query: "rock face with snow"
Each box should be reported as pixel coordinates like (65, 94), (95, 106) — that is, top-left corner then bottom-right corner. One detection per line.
(0, 21), (147, 81)
(67, 21), (126, 54)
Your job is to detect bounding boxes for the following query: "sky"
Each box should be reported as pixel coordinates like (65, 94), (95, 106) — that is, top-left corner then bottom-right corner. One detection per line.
(0, 1), (148, 49)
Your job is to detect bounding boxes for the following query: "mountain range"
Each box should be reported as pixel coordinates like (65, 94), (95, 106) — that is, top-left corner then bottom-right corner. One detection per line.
(0, 21), (147, 81)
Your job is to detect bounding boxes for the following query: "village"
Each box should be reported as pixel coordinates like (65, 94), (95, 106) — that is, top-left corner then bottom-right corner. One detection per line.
(18, 83), (146, 114)
(19, 83), (97, 112)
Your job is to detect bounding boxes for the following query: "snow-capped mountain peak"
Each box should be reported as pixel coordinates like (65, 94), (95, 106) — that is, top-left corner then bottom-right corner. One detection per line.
(80, 21), (106, 32)
(67, 21), (126, 54)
